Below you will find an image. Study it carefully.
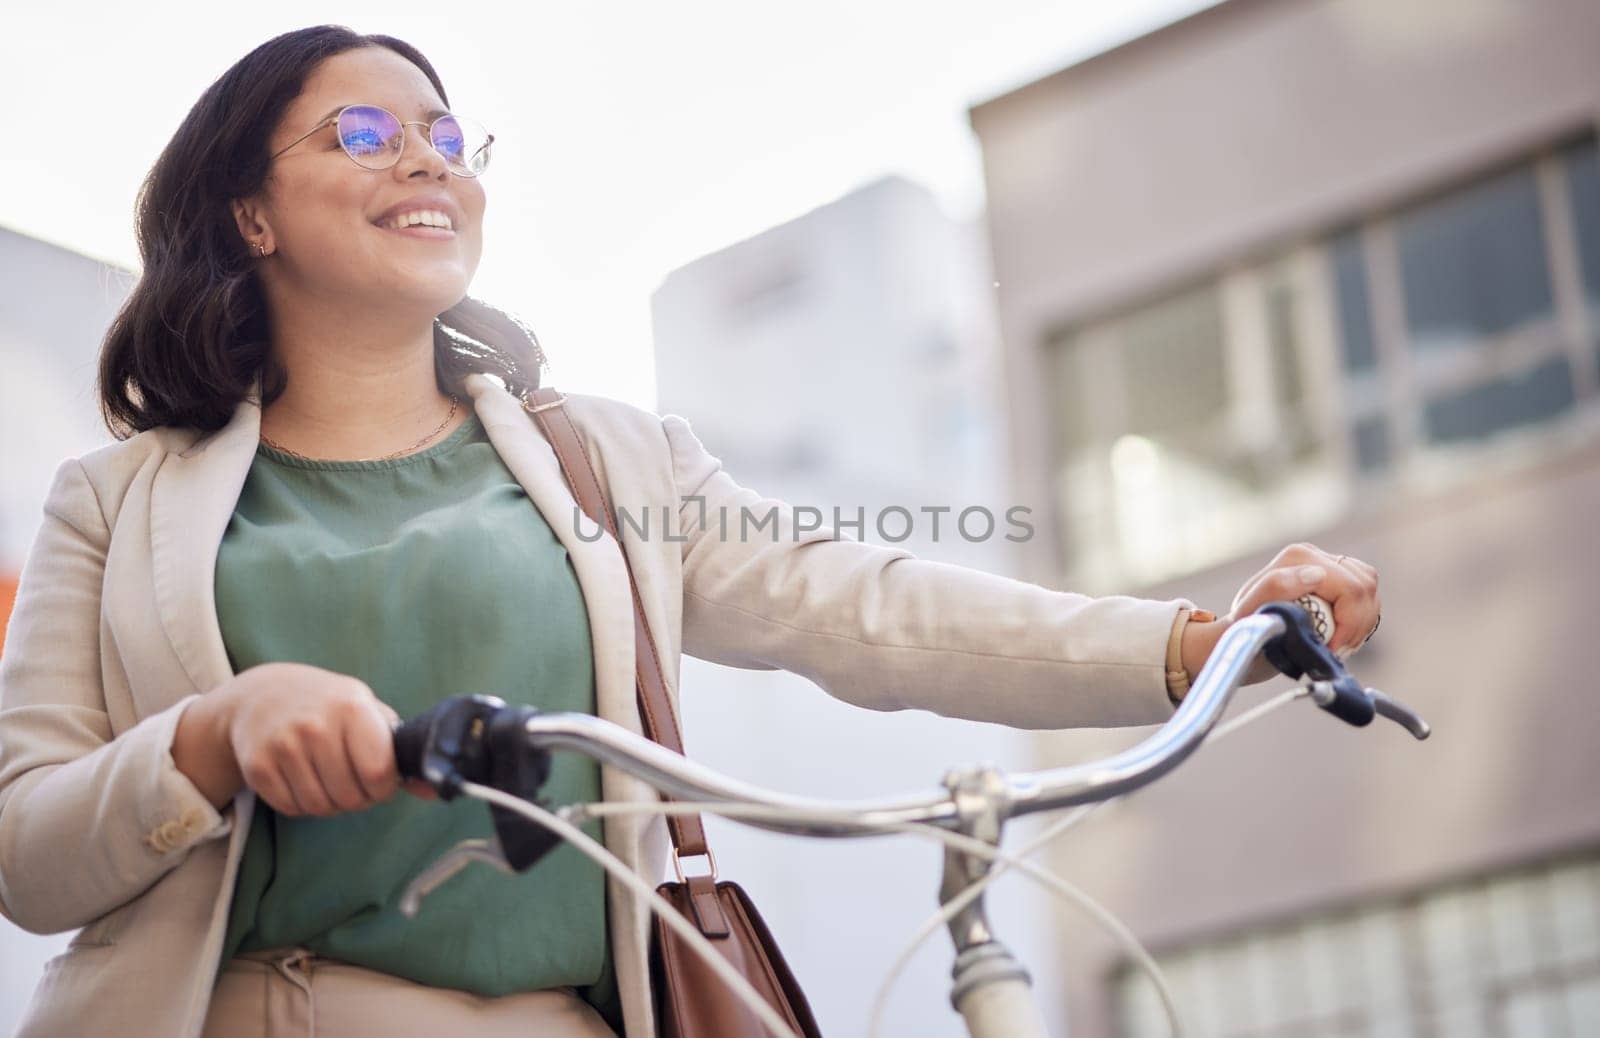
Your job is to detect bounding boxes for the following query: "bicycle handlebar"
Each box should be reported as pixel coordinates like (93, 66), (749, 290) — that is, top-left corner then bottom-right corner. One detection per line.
(393, 600), (1428, 861)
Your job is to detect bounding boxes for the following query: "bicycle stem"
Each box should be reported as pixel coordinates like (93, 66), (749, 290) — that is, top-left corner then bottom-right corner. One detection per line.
(938, 764), (1052, 1036)
(922, 618), (1291, 1038)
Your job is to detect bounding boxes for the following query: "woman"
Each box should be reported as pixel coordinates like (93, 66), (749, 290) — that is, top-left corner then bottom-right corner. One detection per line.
(0, 24), (1380, 1038)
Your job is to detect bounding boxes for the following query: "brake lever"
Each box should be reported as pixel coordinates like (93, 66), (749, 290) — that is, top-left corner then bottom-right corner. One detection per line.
(1370, 689), (1431, 739)
(1258, 600), (1430, 739)
(399, 838), (516, 918)
(1306, 681), (1431, 740)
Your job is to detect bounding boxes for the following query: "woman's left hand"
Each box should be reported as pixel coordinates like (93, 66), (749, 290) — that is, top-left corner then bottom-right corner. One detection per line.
(1189, 542), (1383, 686)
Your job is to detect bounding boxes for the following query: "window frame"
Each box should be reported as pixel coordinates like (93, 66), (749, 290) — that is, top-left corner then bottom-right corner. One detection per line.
(1043, 127), (1600, 591)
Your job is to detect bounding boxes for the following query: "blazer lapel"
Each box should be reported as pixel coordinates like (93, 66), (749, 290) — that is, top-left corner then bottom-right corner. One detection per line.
(149, 377), (267, 699)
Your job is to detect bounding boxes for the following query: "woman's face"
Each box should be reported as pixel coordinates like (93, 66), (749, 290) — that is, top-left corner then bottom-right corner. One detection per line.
(234, 46), (487, 318)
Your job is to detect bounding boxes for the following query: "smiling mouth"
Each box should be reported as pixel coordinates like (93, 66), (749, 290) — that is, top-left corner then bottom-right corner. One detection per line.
(376, 223), (457, 239)
(375, 208), (457, 236)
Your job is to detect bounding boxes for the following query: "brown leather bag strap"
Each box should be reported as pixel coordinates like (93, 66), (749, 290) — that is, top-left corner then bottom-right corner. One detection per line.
(521, 386), (711, 859)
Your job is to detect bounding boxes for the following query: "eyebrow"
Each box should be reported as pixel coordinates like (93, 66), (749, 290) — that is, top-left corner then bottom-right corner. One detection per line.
(313, 103), (452, 124)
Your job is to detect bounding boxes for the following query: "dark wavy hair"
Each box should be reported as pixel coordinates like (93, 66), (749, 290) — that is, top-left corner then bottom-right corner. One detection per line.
(97, 24), (545, 439)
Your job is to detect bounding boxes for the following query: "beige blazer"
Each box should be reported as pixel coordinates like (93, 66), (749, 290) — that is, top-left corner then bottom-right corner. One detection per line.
(0, 371), (1192, 1037)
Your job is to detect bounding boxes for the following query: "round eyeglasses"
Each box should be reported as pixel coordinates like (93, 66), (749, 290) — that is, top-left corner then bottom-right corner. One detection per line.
(269, 104), (494, 178)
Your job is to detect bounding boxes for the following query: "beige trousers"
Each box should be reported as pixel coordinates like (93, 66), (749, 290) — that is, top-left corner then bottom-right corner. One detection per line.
(200, 946), (618, 1037)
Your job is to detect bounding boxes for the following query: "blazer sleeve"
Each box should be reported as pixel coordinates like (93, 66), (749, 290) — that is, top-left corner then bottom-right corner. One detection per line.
(662, 414), (1196, 730)
(0, 457), (232, 935)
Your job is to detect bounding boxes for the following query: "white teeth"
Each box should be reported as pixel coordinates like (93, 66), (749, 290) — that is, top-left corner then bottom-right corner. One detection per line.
(381, 208), (453, 231)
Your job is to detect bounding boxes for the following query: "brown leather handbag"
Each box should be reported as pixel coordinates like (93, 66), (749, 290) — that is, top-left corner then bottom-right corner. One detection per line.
(522, 385), (824, 1038)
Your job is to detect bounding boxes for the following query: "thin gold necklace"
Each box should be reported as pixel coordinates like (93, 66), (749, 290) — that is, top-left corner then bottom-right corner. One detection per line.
(259, 395), (462, 462)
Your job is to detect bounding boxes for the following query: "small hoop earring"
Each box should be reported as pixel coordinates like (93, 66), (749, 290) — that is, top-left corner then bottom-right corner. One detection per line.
(252, 242), (267, 258)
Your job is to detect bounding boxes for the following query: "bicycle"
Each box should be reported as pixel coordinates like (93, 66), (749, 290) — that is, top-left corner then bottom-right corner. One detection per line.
(390, 597), (1430, 1038)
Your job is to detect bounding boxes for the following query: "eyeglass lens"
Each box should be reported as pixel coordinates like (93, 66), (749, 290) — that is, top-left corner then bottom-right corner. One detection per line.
(335, 105), (492, 176)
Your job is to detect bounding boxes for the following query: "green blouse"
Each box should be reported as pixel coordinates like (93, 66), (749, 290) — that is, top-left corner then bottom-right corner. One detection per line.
(212, 409), (620, 1029)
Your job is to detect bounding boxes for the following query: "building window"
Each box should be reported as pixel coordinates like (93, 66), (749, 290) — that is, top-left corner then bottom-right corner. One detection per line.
(1264, 266), (1318, 461)
(1563, 136), (1600, 378)
(1563, 137), (1600, 313)
(1048, 271), (1341, 591)
(1049, 283), (1232, 590)
(1331, 229), (1378, 374)
(1396, 163), (1553, 357)
(1329, 227), (1391, 476)
(1048, 130), (1600, 588)
(1112, 850), (1600, 1036)
(1326, 133), (1600, 474)
(1118, 284), (1229, 436)
(1422, 354), (1576, 445)
(1387, 158), (1578, 447)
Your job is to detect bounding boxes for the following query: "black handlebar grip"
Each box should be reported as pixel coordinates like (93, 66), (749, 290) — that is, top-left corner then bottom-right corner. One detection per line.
(390, 694), (507, 799)
(392, 714), (433, 781)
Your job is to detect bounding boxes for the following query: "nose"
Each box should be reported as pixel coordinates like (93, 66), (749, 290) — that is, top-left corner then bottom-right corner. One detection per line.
(394, 121), (449, 178)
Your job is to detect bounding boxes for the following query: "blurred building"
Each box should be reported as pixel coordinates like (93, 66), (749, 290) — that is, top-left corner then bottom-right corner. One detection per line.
(653, 174), (1006, 551)
(0, 229), (129, 567)
(969, 0), (1600, 1034)
(650, 176), (1078, 1035)
(0, 227), (132, 1031)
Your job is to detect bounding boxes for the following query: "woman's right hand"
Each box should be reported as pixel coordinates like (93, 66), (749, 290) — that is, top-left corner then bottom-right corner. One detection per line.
(215, 662), (435, 817)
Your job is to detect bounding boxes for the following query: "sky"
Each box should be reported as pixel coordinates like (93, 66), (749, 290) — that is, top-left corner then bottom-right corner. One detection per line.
(2, 0), (1216, 408)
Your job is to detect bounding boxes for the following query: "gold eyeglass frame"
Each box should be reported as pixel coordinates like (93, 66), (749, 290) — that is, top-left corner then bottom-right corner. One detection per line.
(268, 103), (495, 178)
